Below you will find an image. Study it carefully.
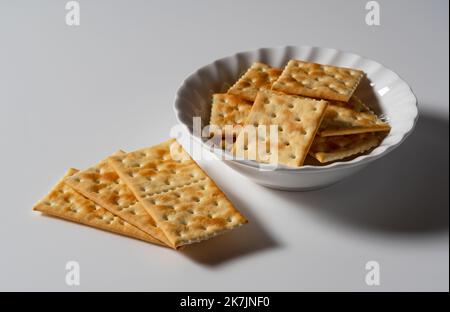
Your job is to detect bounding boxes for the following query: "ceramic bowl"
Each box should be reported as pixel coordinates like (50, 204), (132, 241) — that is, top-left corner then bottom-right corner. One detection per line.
(174, 46), (418, 191)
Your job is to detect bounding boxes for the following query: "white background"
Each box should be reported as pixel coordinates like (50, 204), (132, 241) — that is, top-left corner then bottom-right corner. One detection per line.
(0, 0), (448, 291)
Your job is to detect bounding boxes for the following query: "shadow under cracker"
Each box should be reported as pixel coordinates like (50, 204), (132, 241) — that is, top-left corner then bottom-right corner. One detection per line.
(181, 166), (280, 266)
(265, 112), (449, 236)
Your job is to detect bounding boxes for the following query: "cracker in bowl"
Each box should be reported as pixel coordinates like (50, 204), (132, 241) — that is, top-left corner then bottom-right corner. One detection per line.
(209, 59), (390, 166)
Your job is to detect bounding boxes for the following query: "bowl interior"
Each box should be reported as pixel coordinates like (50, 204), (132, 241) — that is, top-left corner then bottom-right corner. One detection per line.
(175, 46), (418, 171)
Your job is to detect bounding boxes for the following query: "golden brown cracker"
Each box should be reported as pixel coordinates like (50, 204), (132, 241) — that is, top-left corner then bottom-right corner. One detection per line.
(233, 90), (328, 167)
(272, 60), (364, 102)
(209, 93), (252, 137)
(33, 169), (165, 246)
(309, 133), (381, 163)
(319, 103), (390, 137)
(64, 154), (170, 247)
(108, 139), (248, 248)
(228, 62), (282, 101)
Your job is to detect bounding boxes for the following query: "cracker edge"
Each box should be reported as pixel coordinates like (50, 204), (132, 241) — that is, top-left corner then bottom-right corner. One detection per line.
(309, 135), (381, 163)
(33, 168), (166, 247)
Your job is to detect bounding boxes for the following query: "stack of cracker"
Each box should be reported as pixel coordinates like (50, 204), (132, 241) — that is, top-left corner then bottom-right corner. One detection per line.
(33, 139), (248, 249)
(209, 60), (391, 167)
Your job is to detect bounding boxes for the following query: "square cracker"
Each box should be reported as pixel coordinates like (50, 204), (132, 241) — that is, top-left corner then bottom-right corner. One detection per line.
(309, 133), (382, 163)
(209, 93), (252, 137)
(233, 90), (328, 167)
(272, 60), (364, 102)
(319, 103), (390, 137)
(108, 139), (248, 248)
(33, 169), (164, 246)
(64, 153), (171, 247)
(109, 139), (205, 196)
(227, 62), (282, 101)
(141, 178), (245, 247)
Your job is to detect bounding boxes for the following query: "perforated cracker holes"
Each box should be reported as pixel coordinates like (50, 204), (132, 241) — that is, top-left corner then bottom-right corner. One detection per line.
(228, 62), (282, 101)
(147, 179), (247, 247)
(272, 60), (364, 102)
(65, 155), (170, 246)
(209, 93), (252, 138)
(233, 90), (329, 167)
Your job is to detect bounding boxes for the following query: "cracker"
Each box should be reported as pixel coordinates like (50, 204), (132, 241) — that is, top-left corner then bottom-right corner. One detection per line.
(284, 95), (370, 113)
(227, 62), (282, 101)
(233, 90), (328, 167)
(108, 139), (248, 248)
(309, 133), (381, 163)
(319, 103), (390, 137)
(64, 153), (171, 247)
(209, 93), (252, 137)
(109, 139), (204, 195)
(139, 178), (246, 247)
(33, 169), (164, 246)
(272, 60), (364, 102)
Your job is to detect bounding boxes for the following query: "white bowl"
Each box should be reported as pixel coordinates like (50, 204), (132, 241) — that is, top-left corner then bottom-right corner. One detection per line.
(174, 46), (418, 191)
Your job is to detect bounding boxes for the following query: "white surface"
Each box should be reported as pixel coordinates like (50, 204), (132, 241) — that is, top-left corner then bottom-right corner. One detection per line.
(0, 0), (448, 291)
(174, 46), (419, 190)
